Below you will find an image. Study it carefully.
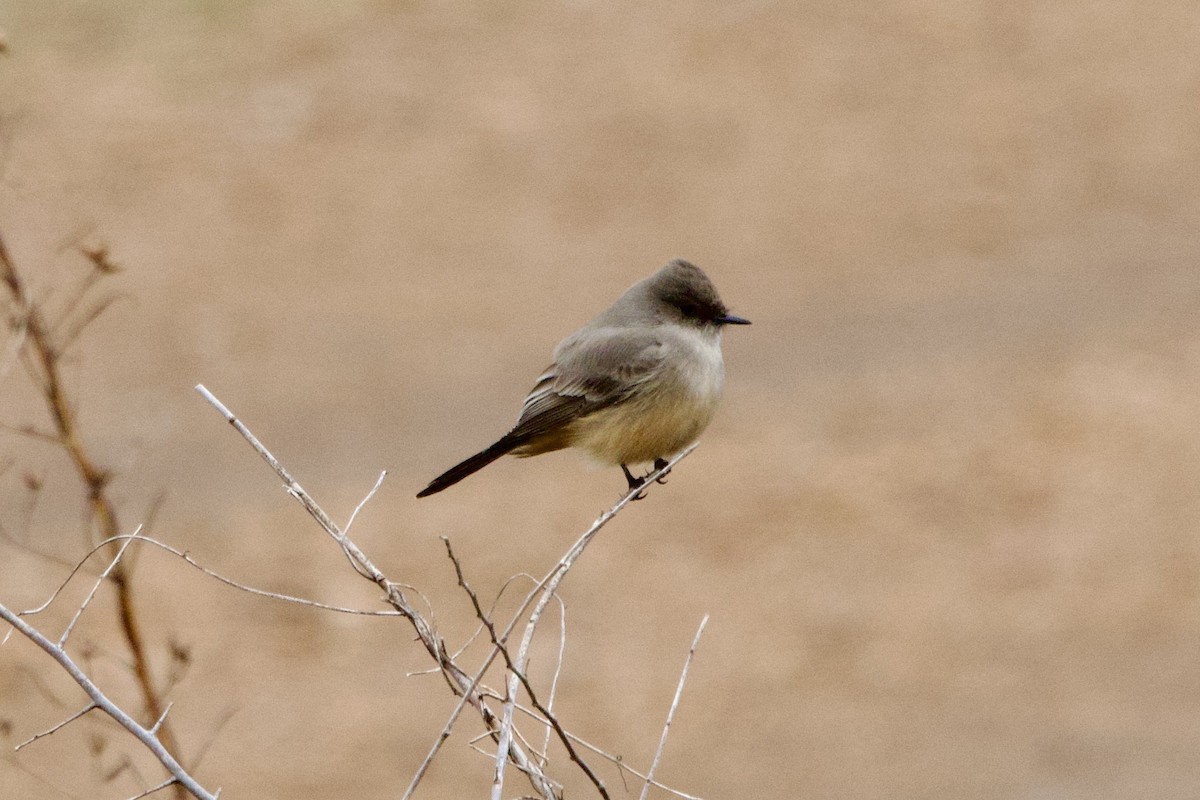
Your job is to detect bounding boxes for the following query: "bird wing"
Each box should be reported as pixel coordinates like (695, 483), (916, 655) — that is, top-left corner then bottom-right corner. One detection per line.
(506, 326), (668, 442)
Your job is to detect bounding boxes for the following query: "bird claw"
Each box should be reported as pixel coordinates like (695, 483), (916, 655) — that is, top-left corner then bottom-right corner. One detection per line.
(622, 461), (671, 498)
(622, 464), (649, 500)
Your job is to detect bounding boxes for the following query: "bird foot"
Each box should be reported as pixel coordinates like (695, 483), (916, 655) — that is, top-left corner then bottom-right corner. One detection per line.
(621, 464), (650, 501)
(622, 461), (672, 500)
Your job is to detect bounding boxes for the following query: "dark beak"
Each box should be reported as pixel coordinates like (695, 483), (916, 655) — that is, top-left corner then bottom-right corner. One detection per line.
(715, 313), (751, 326)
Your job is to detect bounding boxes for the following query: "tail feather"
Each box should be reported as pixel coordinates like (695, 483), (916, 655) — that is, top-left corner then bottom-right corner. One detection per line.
(416, 435), (523, 497)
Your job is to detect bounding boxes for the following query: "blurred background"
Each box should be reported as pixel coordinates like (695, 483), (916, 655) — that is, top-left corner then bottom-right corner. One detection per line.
(2, 1), (1200, 798)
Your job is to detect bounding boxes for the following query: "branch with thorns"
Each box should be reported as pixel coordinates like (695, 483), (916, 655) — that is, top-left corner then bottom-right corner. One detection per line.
(0, 528), (220, 799)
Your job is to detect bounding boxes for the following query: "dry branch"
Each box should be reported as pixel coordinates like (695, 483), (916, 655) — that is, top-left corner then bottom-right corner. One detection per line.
(0, 227), (184, 797)
(640, 615), (709, 800)
(488, 446), (692, 798)
(443, 537), (609, 799)
(0, 600), (219, 799)
(195, 384), (564, 798)
(196, 382), (697, 799)
(403, 449), (691, 799)
(0, 222), (715, 799)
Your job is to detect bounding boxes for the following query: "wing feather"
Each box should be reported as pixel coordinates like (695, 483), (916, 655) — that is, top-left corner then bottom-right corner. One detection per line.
(506, 327), (667, 442)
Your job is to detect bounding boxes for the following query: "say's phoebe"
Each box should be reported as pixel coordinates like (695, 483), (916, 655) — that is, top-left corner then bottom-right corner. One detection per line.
(417, 259), (749, 497)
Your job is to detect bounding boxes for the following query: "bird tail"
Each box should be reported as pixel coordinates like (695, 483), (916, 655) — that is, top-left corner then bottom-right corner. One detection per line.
(416, 435), (525, 498)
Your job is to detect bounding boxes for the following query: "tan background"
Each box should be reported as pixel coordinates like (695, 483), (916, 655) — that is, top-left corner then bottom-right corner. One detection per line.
(3, 1), (1200, 798)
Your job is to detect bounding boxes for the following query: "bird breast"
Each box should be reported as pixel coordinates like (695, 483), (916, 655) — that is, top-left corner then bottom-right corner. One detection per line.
(571, 327), (726, 465)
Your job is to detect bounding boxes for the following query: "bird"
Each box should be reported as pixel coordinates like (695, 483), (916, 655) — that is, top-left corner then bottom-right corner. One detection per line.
(417, 258), (749, 498)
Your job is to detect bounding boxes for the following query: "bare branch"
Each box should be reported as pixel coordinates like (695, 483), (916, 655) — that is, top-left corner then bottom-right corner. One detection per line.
(13, 703), (96, 751)
(18, 529), (399, 624)
(127, 778), (179, 800)
(639, 615), (709, 800)
(196, 384), (561, 799)
(443, 538), (609, 799)
(491, 449), (691, 799)
(195, 383), (705, 800)
(93, 533), (404, 617)
(412, 450), (692, 800)
(539, 593), (567, 768)
(0, 601), (219, 799)
(469, 722), (550, 768)
(333, 471), (387, 580)
(446, 572), (539, 664)
(344, 469), (385, 534)
(194, 385), (343, 546)
(507, 702), (706, 800)
(400, 657), (509, 800)
(0, 227), (183, 785)
(18, 537), (110, 616)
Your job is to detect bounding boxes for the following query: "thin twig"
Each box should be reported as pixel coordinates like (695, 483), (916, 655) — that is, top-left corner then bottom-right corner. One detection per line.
(150, 702), (174, 735)
(506, 701), (705, 800)
(639, 615), (709, 800)
(0, 420), (60, 443)
(24, 532), (402, 619)
(110, 533), (404, 617)
(56, 292), (126, 353)
(194, 385), (344, 546)
(539, 593), (567, 769)
(344, 469), (385, 534)
(184, 705), (239, 776)
(330, 470), (388, 580)
(59, 525), (140, 646)
(469, 719), (549, 766)
(14, 703), (96, 751)
(444, 538), (609, 799)
(445, 572), (538, 664)
(126, 777), (195, 800)
(400, 656), (520, 800)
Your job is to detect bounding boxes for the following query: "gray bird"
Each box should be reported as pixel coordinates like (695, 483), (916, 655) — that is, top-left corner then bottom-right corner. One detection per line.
(417, 259), (749, 497)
